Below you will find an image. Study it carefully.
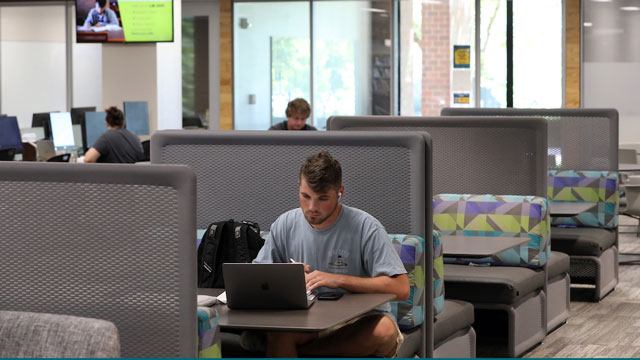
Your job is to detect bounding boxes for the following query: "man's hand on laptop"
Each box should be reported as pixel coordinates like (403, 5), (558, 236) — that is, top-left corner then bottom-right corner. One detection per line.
(305, 270), (342, 291)
(290, 259), (311, 273)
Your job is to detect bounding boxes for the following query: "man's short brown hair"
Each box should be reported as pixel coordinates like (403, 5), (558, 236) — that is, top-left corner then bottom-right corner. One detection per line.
(286, 98), (311, 118)
(299, 151), (342, 193)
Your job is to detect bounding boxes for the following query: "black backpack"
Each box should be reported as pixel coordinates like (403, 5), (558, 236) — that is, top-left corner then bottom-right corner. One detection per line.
(197, 219), (265, 288)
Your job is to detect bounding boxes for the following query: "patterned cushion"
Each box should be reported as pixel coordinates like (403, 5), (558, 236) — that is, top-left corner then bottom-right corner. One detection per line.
(433, 194), (550, 268)
(198, 307), (221, 358)
(548, 170), (619, 229)
(432, 231), (444, 315)
(388, 234), (426, 330)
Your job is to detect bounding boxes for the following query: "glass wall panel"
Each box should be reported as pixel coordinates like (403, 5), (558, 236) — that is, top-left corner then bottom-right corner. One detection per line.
(584, 1), (640, 144)
(0, 5), (67, 128)
(313, 0), (389, 129)
(233, 1), (310, 130)
(399, 0), (474, 116)
(479, 0), (506, 108)
(513, 0), (562, 108)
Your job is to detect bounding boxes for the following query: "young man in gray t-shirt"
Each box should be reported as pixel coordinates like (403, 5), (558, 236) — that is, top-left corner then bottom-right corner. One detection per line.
(252, 151), (409, 357)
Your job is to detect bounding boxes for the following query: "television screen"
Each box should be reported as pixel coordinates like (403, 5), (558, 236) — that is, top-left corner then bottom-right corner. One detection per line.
(76, 0), (173, 43)
(50, 112), (76, 151)
(82, 111), (108, 151)
(0, 116), (23, 152)
(123, 101), (149, 136)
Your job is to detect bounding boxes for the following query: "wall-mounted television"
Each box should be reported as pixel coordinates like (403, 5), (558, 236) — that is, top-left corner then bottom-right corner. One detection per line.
(76, 0), (173, 43)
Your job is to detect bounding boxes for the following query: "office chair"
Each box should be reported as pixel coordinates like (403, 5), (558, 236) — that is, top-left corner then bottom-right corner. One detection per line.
(21, 143), (37, 161)
(0, 148), (16, 161)
(0, 310), (120, 357)
(141, 139), (151, 161)
(46, 153), (71, 162)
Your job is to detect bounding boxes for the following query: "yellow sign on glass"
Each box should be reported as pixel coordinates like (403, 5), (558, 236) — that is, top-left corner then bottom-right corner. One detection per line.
(453, 45), (470, 69)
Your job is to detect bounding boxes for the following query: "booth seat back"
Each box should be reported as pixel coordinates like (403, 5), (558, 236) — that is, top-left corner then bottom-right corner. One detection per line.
(433, 194), (550, 268)
(548, 170), (619, 229)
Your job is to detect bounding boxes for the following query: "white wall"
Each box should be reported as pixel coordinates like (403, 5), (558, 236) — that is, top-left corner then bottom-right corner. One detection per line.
(72, 41), (102, 111)
(0, 6), (67, 128)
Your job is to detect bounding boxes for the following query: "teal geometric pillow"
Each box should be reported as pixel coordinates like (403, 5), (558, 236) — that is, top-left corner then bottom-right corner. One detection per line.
(388, 234), (426, 330)
(432, 231), (444, 315)
(198, 306), (221, 358)
(548, 170), (619, 229)
(433, 194), (550, 268)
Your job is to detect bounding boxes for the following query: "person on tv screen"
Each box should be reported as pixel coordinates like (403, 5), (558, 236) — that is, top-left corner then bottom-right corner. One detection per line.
(269, 98), (317, 130)
(83, 0), (119, 28)
(84, 106), (144, 164)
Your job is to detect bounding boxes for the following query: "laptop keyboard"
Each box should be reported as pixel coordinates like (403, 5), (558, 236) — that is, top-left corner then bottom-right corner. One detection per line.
(307, 290), (318, 305)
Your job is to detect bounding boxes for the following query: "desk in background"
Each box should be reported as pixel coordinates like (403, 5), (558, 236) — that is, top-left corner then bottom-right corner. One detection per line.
(620, 163), (640, 172)
(441, 235), (531, 258)
(77, 29), (124, 42)
(549, 202), (597, 217)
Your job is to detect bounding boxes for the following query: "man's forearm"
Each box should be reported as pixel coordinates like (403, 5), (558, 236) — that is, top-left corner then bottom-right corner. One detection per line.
(307, 272), (410, 301)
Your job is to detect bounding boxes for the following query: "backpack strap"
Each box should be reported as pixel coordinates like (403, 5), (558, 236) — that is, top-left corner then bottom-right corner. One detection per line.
(234, 223), (252, 263)
(202, 221), (224, 274)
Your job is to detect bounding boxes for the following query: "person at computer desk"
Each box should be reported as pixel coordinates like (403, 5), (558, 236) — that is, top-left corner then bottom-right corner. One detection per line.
(251, 151), (409, 357)
(83, 0), (119, 28)
(268, 98), (317, 130)
(83, 106), (144, 164)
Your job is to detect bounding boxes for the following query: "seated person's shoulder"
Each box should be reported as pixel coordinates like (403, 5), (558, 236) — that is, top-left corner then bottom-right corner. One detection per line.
(268, 121), (287, 130)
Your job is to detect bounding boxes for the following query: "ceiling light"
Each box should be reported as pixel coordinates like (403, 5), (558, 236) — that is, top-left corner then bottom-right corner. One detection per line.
(620, 6), (640, 11)
(362, 8), (387, 13)
(584, 22), (593, 27)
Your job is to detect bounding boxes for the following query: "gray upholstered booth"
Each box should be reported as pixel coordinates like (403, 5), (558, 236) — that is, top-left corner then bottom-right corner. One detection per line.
(0, 311), (120, 358)
(151, 130), (433, 357)
(327, 116), (550, 357)
(0, 162), (198, 357)
(443, 108), (619, 302)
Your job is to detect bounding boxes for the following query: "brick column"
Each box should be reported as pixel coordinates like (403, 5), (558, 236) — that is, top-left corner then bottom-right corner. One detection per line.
(421, 2), (450, 116)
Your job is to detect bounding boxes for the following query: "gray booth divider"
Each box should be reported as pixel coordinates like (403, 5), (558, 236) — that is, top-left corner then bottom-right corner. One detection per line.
(151, 130), (434, 357)
(0, 162), (198, 357)
(327, 115), (550, 357)
(442, 107), (619, 302)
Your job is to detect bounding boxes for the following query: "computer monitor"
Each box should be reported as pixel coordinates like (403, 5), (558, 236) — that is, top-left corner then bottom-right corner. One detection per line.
(32, 112), (53, 138)
(70, 106), (97, 125)
(123, 101), (150, 136)
(81, 111), (108, 151)
(0, 116), (23, 152)
(49, 112), (75, 151)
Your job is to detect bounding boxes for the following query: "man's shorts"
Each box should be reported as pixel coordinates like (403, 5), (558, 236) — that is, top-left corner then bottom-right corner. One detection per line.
(319, 312), (404, 358)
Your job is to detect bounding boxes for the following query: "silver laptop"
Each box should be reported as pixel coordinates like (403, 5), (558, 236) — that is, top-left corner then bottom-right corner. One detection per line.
(223, 263), (317, 310)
